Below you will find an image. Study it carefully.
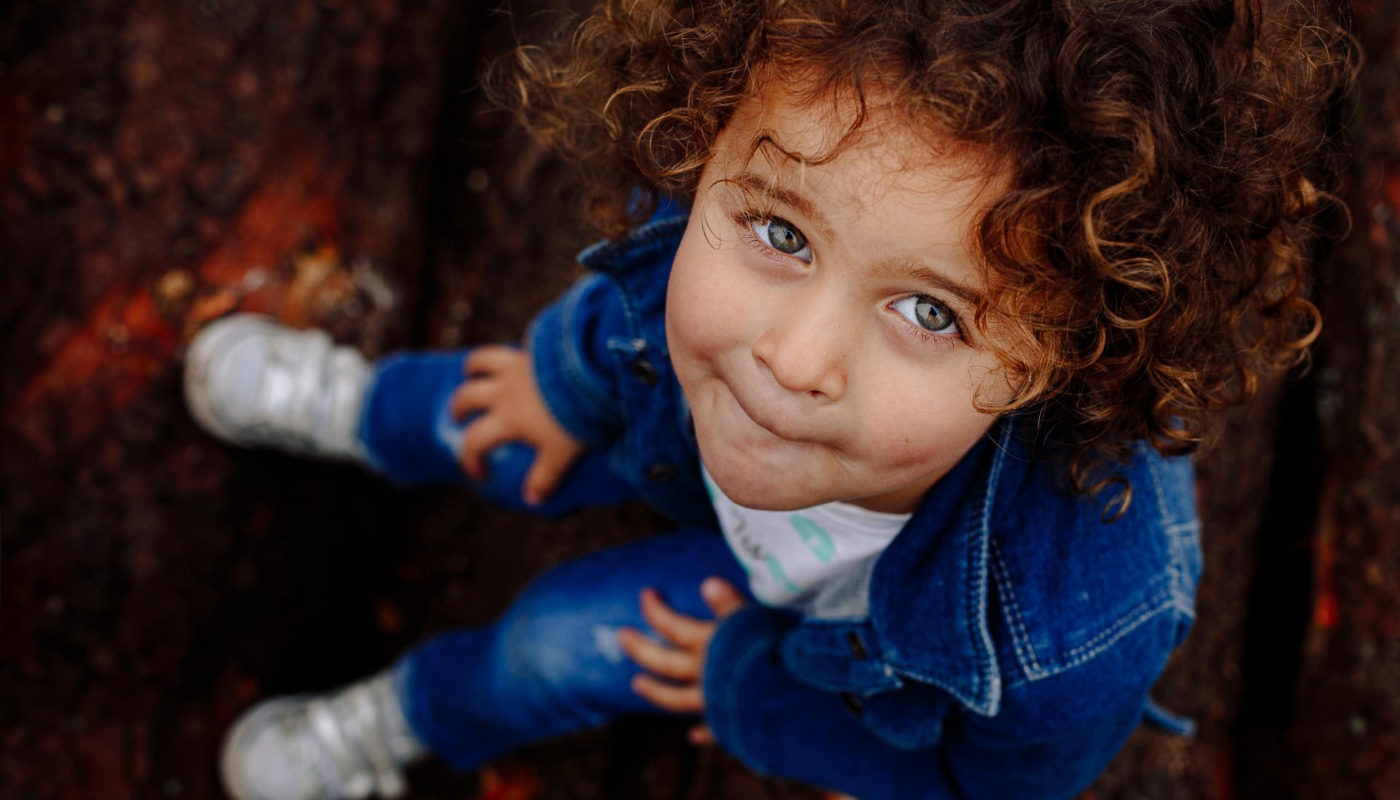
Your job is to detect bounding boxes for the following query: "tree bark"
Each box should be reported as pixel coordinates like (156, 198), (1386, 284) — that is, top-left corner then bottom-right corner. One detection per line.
(2, 1), (1391, 799)
(1288, 2), (1400, 797)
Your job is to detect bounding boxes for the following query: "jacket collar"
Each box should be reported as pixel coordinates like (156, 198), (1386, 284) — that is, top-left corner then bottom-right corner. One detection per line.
(576, 208), (689, 280)
(868, 418), (1026, 717)
(576, 213), (690, 357)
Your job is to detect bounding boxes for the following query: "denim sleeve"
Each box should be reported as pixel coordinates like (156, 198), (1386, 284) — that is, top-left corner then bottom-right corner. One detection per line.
(526, 273), (628, 449)
(703, 606), (965, 799)
(703, 605), (1177, 800)
(934, 612), (1177, 800)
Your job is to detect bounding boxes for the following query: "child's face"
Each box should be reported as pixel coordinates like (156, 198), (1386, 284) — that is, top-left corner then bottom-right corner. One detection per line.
(666, 77), (1013, 513)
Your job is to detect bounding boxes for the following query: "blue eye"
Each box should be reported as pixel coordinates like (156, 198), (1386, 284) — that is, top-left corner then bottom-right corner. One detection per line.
(890, 295), (960, 336)
(749, 216), (812, 262)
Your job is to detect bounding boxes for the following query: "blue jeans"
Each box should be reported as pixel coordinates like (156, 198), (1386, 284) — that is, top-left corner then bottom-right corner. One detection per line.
(358, 350), (638, 514)
(358, 352), (747, 770)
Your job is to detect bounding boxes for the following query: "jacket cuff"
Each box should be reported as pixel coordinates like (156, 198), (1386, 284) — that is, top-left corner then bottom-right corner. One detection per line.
(702, 605), (800, 771)
(526, 274), (625, 449)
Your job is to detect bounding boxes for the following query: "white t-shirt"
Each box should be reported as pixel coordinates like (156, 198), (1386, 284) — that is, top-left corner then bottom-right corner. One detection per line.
(702, 466), (912, 620)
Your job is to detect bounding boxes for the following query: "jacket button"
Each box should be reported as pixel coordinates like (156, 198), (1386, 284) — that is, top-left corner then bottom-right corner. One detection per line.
(840, 692), (865, 716)
(630, 357), (659, 386)
(846, 631), (868, 659)
(645, 463), (676, 481)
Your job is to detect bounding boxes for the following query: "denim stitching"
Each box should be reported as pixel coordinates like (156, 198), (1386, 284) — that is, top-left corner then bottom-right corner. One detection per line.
(1167, 517), (1201, 619)
(1003, 588), (1172, 684)
(964, 421), (1013, 713)
(1142, 442), (1173, 530)
(989, 538), (1044, 678)
(1143, 450), (1200, 615)
(991, 536), (1173, 681)
(1143, 451), (1183, 608)
(1168, 521), (1201, 618)
(887, 429), (1004, 714)
(1051, 587), (1172, 673)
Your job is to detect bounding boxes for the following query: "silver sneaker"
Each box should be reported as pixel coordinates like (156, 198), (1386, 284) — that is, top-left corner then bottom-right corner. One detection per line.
(184, 314), (371, 462)
(220, 671), (427, 800)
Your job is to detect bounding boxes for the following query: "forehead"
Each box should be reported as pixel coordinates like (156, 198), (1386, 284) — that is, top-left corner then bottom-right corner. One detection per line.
(711, 74), (1004, 225)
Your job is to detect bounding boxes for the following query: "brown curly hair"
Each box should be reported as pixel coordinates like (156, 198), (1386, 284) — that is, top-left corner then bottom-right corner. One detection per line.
(490, 0), (1355, 505)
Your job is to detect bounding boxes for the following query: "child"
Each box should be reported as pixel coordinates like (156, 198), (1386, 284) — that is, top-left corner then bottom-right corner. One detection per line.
(185, 1), (1350, 798)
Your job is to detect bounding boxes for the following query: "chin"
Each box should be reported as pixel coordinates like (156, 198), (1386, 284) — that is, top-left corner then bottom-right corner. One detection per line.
(706, 463), (826, 511)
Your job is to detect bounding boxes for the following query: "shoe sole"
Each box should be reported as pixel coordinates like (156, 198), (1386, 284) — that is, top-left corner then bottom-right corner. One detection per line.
(219, 694), (316, 800)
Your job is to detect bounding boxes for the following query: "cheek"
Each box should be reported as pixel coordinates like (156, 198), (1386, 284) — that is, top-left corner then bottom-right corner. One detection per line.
(666, 241), (753, 360)
(665, 264), (721, 366)
(665, 236), (708, 355)
(857, 367), (1000, 470)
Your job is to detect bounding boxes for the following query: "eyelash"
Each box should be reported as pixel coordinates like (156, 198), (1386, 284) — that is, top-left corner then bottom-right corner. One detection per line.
(901, 320), (962, 350)
(730, 207), (967, 350)
(732, 210), (805, 265)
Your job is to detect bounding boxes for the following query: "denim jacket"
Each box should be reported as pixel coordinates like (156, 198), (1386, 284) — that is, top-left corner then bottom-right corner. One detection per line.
(526, 212), (1202, 800)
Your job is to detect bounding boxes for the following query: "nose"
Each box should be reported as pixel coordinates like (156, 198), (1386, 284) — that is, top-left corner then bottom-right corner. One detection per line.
(750, 289), (849, 402)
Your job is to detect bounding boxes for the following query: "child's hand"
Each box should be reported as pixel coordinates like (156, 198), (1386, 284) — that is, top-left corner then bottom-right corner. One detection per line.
(618, 577), (748, 746)
(451, 345), (585, 505)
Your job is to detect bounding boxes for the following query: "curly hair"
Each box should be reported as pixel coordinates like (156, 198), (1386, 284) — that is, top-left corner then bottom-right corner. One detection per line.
(489, 0), (1355, 507)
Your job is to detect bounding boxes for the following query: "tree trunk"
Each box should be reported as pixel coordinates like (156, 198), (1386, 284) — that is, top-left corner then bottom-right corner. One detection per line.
(1288, 1), (1400, 796)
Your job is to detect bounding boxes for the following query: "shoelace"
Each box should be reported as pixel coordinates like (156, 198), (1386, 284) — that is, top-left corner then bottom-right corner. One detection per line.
(248, 331), (359, 457)
(303, 682), (407, 799)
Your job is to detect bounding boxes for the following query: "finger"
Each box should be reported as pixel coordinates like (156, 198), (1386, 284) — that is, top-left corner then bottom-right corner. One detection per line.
(521, 438), (581, 505)
(630, 674), (704, 714)
(700, 577), (748, 618)
(687, 723), (715, 746)
(463, 345), (520, 376)
(617, 627), (701, 681)
(639, 588), (713, 649)
(448, 378), (498, 421)
(458, 414), (513, 478)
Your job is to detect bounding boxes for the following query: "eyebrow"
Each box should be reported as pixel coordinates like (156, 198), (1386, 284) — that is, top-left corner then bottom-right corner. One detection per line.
(731, 171), (988, 310)
(872, 259), (988, 310)
(733, 172), (835, 239)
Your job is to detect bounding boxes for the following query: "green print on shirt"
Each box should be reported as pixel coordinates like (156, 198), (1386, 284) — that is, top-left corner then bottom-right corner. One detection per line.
(789, 514), (835, 564)
(764, 553), (802, 595)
